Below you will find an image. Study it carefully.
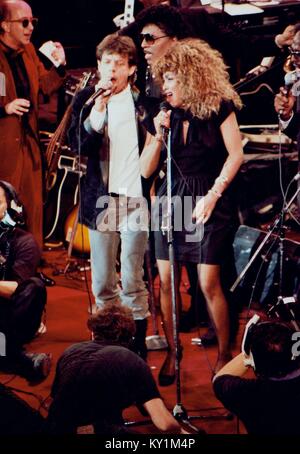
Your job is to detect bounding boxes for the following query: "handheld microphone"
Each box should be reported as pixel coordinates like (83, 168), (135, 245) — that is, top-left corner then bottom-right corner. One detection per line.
(84, 80), (113, 107)
(283, 69), (300, 114)
(159, 101), (170, 135)
(84, 87), (106, 107)
(284, 69), (300, 93)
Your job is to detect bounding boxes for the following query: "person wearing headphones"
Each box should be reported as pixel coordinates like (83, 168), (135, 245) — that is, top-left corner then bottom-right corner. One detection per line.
(0, 180), (51, 383)
(213, 315), (300, 434)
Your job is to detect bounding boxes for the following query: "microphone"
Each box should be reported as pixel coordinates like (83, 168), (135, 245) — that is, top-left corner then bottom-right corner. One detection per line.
(84, 80), (113, 107)
(283, 69), (300, 114)
(84, 87), (106, 107)
(284, 69), (300, 92)
(159, 101), (170, 136)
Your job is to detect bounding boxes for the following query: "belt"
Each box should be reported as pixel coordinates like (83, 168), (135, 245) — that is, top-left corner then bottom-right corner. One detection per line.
(109, 192), (126, 198)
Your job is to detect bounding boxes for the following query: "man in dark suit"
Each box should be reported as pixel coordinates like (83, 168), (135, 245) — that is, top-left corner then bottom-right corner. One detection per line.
(274, 25), (300, 210)
(274, 26), (300, 145)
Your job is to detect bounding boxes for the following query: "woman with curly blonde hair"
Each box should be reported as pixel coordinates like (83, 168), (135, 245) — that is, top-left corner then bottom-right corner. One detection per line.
(140, 38), (244, 384)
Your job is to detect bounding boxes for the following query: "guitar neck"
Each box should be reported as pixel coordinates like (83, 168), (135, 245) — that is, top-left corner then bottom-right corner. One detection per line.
(122, 0), (135, 28)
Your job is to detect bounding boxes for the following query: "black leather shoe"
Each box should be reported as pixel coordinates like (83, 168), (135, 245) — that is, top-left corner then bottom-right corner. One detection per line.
(158, 355), (175, 387)
(158, 346), (183, 387)
(37, 271), (56, 287)
(200, 325), (217, 346)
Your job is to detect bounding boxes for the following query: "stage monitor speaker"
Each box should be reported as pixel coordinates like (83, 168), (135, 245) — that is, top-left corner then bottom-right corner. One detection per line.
(233, 225), (300, 310)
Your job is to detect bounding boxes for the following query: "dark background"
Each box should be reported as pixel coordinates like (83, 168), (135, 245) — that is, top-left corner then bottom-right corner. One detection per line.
(29, 0), (136, 68)
(28, 0), (300, 70)
(30, 0), (300, 126)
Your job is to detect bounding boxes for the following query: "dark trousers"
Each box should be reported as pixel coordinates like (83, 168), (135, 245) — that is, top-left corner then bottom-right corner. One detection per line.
(0, 277), (46, 368)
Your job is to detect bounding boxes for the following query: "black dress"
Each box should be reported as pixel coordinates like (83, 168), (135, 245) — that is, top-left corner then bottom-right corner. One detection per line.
(152, 101), (239, 264)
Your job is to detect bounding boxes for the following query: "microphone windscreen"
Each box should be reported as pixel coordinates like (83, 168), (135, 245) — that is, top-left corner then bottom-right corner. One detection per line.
(159, 101), (170, 112)
(284, 70), (299, 87)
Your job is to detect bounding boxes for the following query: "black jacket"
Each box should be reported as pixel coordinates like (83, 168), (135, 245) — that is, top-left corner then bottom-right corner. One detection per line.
(68, 86), (153, 229)
(284, 111), (300, 163)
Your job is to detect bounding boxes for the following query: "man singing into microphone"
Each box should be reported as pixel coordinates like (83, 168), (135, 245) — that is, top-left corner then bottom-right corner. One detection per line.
(274, 24), (300, 208)
(274, 23), (300, 153)
(68, 34), (151, 360)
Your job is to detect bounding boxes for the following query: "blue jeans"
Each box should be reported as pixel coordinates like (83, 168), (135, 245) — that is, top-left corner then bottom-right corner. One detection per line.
(88, 197), (149, 320)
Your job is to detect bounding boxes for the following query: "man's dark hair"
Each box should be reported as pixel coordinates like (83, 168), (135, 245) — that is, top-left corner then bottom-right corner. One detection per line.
(250, 321), (299, 378)
(96, 33), (137, 67)
(135, 4), (190, 39)
(87, 303), (136, 348)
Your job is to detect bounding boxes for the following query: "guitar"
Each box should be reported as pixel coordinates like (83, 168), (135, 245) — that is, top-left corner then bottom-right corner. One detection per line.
(44, 155), (86, 241)
(45, 71), (92, 193)
(64, 204), (90, 254)
(43, 72), (93, 242)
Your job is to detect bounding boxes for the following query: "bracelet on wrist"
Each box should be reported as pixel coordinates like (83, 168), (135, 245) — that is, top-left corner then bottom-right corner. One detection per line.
(208, 188), (222, 198)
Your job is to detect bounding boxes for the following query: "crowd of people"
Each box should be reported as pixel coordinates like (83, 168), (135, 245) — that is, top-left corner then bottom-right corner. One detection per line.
(0, 0), (300, 435)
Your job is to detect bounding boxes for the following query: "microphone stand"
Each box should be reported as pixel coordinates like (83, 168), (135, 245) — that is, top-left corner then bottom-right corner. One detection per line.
(231, 182), (300, 326)
(161, 126), (195, 428)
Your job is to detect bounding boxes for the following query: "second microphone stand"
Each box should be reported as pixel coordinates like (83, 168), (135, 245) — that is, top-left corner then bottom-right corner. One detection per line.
(161, 127), (230, 430)
(231, 180), (300, 328)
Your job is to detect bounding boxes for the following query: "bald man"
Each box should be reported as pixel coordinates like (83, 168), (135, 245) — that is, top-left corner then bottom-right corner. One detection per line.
(0, 0), (66, 249)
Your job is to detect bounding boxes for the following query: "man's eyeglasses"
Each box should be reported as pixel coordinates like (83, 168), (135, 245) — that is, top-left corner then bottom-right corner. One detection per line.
(289, 47), (300, 58)
(6, 17), (38, 28)
(140, 33), (168, 45)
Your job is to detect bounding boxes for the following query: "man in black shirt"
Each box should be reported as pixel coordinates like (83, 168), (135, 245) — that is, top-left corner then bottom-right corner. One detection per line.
(47, 302), (189, 434)
(0, 180), (51, 383)
(213, 318), (300, 434)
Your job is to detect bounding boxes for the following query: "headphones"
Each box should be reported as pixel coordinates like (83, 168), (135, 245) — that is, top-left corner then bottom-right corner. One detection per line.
(241, 314), (260, 369)
(241, 314), (297, 377)
(0, 180), (24, 229)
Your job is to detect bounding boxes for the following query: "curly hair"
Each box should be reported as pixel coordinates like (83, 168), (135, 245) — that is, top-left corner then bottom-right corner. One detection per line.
(135, 4), (190, 39)
(153, 38), (242, 119)
(87, 302), (136, 347)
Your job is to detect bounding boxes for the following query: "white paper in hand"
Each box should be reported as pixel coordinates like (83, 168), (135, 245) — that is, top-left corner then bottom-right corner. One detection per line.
(39, 41), (60, 67)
